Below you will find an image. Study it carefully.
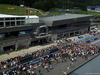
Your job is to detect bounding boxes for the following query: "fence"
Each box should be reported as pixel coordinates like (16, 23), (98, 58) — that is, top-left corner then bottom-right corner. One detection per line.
(75, 33), (100, 43)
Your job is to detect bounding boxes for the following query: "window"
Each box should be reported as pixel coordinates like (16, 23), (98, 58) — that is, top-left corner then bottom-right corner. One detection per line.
(11, 21), (15, 26)
(11, 18), (15, 20)
(17, 21), (20, 26)
(5, 18), (10, 20)
(19, 31), (26, 36)
(16, 18), (20, 20)
(39, 27), (47, 33)
(0, 18), (3, 21)
(20, 21), (25, 25)
(5, 22), (10, 27)
(0, 22), (4, 27)
(20, 17), (25, 20)
(0, 34), (5, 38)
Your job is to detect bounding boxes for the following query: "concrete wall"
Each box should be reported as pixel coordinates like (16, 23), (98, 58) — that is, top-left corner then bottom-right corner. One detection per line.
(51, 34), (57, 41)
(80, 28), (88, 34)
(0, 39), (30, 53)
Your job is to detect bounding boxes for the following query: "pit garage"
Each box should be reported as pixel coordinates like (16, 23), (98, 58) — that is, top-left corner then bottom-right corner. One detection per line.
(3, 45), (15, 52)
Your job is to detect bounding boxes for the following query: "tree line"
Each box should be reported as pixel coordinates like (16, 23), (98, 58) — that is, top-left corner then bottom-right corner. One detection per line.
(0, 0), (100, 11)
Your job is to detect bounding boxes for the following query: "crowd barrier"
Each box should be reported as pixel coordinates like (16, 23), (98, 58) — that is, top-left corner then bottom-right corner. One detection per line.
(25, 51), (60, 66)
(75, 34), (100, 43)
(24, 34), (100, 67)
(19, 55), (33, 64)
(10, 49), (60, 72)
(3, 34), (100, 73)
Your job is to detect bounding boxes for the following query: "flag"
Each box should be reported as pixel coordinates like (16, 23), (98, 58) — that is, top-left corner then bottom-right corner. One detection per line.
(35, 10), (37, 14)
(30, 10), (32, 14)
(25, 10), (28, 13)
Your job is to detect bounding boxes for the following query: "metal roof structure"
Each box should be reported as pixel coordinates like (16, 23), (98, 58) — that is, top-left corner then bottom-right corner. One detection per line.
(39, 14), (93, 27)
(23, 15), (39, 18)
(0, 14), (25, 18)
(0, 14), (39, 18)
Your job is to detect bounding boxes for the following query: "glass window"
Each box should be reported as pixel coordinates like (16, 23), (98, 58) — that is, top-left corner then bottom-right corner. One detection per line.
(0, 18), (3, 21)
(20, 17), (25, 20)
(5, 22), (10, 27)
(20, 21), (25, 25)
(0, 34), (5, 38)
(17, 21), (20, 26)
(16, 18), (20, 20)
(0, 22), (4, 27)
(5, 18), (10, 20)
(39, 27), (47, 33)
(11, 18), (15, 20)
(11, 21), (15, 26)
(19, 31), (26, 34)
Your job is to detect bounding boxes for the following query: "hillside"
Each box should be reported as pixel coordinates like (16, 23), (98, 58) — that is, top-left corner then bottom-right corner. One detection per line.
(1, 4), (100, 17)
(49, 11), (100, 17)
(0, 4), (44, 16)
(1, 0), (100, 11)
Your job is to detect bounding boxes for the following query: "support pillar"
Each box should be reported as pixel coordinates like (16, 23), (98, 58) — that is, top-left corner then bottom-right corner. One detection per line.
(74, 31), (75, 36)
(79, 30), (81, 35)
(0, 45), (4, 53)
(15, 42), (18, 51)
(28, 39), (31, 47)
(68, 32), (70, 37)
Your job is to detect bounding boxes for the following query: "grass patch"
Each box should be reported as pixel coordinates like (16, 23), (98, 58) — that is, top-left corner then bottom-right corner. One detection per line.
(0, 4), (44, 16)
(50, 11), (100, 17)
(50, 12), (66, 15)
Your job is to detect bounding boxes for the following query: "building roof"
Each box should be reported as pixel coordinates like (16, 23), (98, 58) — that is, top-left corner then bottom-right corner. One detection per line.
(24, 15), (39, 18)
(0, 14), (39, 19)
(0, 14), (25, 18)
(40, 14), (93, 26)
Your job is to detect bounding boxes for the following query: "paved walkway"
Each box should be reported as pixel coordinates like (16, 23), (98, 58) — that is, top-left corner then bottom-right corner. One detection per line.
(0, 43), (56, 62)
(0, 32), (98, 62)
(0, 34), (79, 62)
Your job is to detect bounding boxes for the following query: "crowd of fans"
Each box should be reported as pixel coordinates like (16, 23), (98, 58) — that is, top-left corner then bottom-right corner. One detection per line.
(0, 37), (99, 75)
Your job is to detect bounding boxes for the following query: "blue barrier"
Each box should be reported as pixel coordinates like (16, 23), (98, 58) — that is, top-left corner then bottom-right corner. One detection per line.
(31, 58), (41, 64)
(75, 35), (94, 42)
(75, 38), (84, 42)
(86, 35), (100, 43)
(86, 40), (90, 43)
(43, 56), (48, 59)
(98, 36), (100, 39)
(94, 38), (98, 41)
(49, 54), (54, 58)
(28, 51), (59, 65)
(75, 34), (100, 43)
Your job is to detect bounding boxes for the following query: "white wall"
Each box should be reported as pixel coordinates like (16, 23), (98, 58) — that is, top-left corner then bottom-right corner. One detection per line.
(25, 18), (39, 24)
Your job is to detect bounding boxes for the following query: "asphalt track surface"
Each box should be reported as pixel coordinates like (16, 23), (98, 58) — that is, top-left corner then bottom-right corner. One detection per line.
(1, 36), (100, 75)
(68, 55), (100, 75)
(68, 41), (100, 75)
(34, 40), (100, 75)
(34, 57), (88, 75)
